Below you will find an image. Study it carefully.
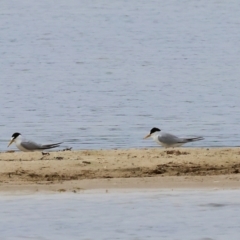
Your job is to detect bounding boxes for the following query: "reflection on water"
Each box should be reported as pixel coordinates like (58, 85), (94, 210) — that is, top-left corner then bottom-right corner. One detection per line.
(0, 190), (240, 239)
(1, 0), (240, 151)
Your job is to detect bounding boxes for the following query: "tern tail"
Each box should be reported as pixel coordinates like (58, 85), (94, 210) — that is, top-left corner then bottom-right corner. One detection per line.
(184, 137), (204, 142)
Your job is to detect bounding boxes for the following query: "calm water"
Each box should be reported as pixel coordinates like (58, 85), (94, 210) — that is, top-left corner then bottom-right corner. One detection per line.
(0, 189), (240, 239)
(1, 0), (240, 151)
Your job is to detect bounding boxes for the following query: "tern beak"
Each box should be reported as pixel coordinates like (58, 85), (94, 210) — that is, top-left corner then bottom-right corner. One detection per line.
(143, 133), (151, 139)
(8, 137), (14, 147)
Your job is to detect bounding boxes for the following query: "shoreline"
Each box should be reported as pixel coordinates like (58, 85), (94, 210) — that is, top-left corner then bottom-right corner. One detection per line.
(1, 175), (240, 195)
(0, 148), (240, 193)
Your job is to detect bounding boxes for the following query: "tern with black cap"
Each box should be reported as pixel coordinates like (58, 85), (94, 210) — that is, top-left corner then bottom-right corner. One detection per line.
(144, 127), (204, 148)
(8, 132), (63, 152)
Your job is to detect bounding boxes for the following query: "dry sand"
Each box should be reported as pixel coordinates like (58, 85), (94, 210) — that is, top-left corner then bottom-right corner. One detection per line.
(1, 148), (240, 193)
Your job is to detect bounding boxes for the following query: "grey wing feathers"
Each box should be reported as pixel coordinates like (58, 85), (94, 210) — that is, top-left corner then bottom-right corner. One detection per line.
(21, 140), (62, 150)
(158, 133), (182, 144)
(21, 140), (44, 150)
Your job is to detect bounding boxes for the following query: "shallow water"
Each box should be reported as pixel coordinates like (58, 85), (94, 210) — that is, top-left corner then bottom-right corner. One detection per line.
(0, 190), (240, 239)
(1, 0), (240, 151)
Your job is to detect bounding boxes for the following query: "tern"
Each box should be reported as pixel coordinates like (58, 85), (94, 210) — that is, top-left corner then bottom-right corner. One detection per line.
(144, 127), (204, 148)
(8, 132), (63, 152)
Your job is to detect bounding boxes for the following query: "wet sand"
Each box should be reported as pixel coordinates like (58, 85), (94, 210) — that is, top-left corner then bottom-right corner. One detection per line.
(0, 148), (240, 193)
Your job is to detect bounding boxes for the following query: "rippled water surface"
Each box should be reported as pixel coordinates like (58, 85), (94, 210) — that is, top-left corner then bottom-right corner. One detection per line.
(0, 190), (240, 239)
(1, 0), (240, 151)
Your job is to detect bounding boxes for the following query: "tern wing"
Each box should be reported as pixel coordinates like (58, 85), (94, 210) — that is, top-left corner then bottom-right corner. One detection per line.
(21, 140), (62, 151)
(159, 133), (204, 144)
(158, 133), (183, 144)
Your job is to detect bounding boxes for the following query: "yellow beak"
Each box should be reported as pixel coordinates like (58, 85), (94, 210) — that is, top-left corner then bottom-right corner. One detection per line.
(143, 133), (151, 139)
(8, 137), (14, 147)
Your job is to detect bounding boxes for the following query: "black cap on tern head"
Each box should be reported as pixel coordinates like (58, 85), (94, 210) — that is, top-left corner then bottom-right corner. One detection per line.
(11, 132), (21, 139)
(150, 128), (161, 134)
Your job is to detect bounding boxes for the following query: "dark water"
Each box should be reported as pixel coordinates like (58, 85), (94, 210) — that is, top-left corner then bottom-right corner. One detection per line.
(1, 0), (240, 151)
(0, 189), (240, 239)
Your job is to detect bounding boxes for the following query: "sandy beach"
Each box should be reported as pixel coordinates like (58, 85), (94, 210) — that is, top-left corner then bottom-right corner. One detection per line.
(0, 148), (240, 192)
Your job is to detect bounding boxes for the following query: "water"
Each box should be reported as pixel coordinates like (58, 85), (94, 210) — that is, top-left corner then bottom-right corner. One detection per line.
(1, 0), (240, 151)
(0, 189), (240, 239)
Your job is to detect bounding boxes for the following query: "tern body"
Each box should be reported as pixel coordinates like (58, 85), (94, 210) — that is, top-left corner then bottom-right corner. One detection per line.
(8, 133), (62, 152)
(144, 127), (204, 148)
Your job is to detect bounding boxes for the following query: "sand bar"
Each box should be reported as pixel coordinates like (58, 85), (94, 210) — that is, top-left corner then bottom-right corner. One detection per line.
(0, 148), (240, 193)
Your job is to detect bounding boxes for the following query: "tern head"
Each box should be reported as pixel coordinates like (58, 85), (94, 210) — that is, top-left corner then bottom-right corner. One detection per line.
(144, 127), (161, 139)
(8, 132), (21, 147)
